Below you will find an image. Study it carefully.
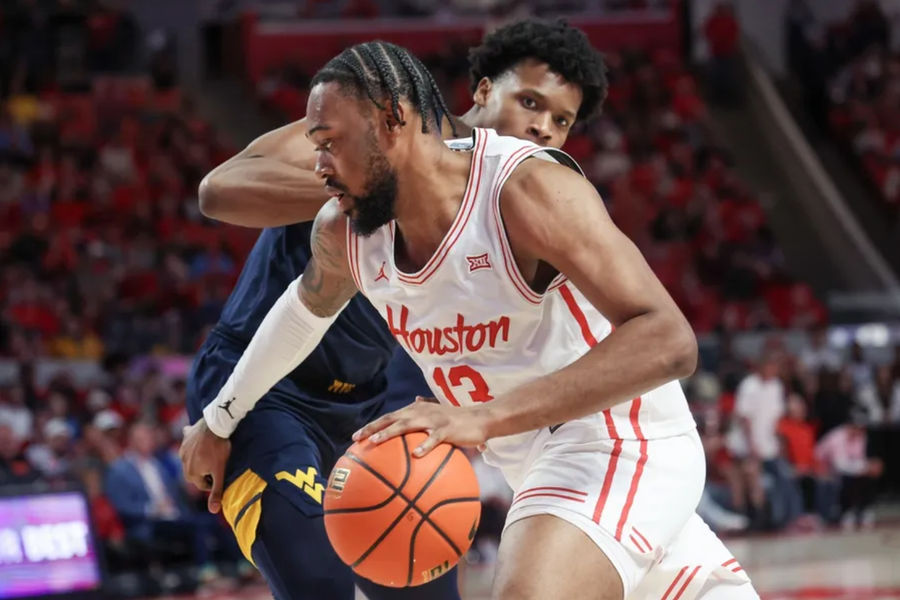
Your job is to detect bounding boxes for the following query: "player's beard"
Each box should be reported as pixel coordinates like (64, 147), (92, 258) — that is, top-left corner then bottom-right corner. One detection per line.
(347, 129), (398, 237)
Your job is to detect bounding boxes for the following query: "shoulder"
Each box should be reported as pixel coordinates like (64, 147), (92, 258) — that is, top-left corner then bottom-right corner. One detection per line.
(501, 155), (590, 204)
(498, 158), (602, 245)
(309, 198), (351, 269)
(311, 199), (349, 246)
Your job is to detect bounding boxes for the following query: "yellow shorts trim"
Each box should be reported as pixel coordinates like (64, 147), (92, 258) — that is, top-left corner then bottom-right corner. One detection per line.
(222, 469), (267, 565)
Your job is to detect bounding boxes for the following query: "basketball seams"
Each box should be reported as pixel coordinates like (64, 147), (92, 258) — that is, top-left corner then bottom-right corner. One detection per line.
(326, 436), (415, 515)
(406, 495), (480, 586)
(324, 453), (405, 514)
(350, 444), (456, 569)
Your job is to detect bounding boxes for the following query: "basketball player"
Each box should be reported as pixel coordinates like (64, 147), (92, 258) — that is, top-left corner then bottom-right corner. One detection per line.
(179, 20), (606, 600)
(200, 41), (760, 600)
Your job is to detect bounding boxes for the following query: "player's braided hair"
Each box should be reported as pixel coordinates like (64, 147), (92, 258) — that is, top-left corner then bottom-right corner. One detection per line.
(468, 19), (608, 121)
(311, 41), (455, 135)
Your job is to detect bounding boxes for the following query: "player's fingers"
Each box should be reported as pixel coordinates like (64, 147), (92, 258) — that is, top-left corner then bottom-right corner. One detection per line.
(187, 472), (211, 492)
(207, 473), (224, 514)
(369, 419), (422, 444)
(352, 413), (398, 441)
(412, 429), (444, 457)
(415, 395), (440, 404)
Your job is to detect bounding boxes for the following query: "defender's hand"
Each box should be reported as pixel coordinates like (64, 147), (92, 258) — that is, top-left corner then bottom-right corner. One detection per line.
(179, 419), (231, 514)
(352, 397), (490, 456)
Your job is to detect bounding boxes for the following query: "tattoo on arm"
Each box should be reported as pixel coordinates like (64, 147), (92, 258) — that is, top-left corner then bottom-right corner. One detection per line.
(304, 254), (325, 296)
(299, 208), (357, 317)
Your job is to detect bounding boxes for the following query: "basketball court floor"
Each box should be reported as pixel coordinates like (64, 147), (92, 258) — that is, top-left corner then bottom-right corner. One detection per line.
(162, 522), (900, 600)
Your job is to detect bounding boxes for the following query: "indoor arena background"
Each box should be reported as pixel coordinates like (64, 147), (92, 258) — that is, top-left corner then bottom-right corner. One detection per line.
(1, 1), (899, 599)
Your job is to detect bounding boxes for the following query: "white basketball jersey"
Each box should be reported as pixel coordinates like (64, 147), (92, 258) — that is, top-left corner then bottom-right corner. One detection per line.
(350, 128), (696, 479)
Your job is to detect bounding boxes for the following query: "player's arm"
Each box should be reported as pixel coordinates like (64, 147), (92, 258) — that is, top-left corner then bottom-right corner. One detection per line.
(478, 160), (698, 438)
(198, 118), (331, 227)
(201, 198), (357, 437)
(354, 161), (697, 456)
(181, 199), (355, 510)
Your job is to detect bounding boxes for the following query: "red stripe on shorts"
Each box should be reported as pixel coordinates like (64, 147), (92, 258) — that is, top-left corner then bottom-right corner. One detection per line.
(672, 566), (702, 600)
(592, 438), (623, 523)
(661, 566), (689, 600)
(629, 534), (648, 553)
(510, 492), (586, 506)
(514, 486), (587, 500)
(632, 527), (652, 551)
(614, 399), (647, 540)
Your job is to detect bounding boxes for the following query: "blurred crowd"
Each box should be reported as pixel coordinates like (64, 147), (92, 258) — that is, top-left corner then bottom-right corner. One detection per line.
(0, 358), (248, 594)
(787, 0), (900, 221)
(688, 330), (900, 536)
(0, 3), (255, 361)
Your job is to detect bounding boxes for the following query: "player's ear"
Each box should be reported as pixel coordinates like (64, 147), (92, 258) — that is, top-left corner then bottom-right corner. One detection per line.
(472, 77), (493, 107)
(383, 102), (407, 135)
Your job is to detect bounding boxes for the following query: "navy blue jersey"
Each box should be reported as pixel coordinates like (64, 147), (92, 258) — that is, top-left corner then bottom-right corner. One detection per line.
(193, 224), (400, 439)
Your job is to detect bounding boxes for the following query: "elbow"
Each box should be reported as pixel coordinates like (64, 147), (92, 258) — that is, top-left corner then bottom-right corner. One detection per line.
(198, 173), (228, 220)
(664, 316), (698, 380)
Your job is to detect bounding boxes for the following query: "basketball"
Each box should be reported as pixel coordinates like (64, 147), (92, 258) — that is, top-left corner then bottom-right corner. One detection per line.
(323, 432), (481, 587)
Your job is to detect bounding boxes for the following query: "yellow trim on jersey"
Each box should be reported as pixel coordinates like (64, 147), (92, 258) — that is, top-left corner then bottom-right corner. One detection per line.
(222, 468), (267, 565)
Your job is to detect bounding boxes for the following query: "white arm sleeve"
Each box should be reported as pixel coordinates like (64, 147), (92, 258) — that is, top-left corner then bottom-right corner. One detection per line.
(202, 277), (344, 438)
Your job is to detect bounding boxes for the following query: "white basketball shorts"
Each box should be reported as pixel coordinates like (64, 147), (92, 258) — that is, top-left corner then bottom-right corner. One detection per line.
(502, 422), (755, 598)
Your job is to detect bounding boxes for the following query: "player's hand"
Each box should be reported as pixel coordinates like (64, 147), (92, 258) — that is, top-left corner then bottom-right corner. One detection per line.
(352, 396), (490, 457)
(179, 419), (231, 514)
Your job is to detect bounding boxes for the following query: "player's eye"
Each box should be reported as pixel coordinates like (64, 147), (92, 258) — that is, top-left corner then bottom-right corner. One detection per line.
(520, 97), (537, 110)
(315, 140), (333, 153)
(556, 117), (570, 128)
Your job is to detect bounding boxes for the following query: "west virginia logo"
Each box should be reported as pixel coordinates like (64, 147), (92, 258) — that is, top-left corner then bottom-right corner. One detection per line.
(276, 467), (325, 504)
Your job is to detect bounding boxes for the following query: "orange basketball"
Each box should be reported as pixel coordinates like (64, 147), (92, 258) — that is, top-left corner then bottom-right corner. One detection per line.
(323, 432), (481, 587)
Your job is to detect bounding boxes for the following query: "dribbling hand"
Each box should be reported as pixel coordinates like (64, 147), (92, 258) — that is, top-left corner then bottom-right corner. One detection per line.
(179, 419), (231, 514)
(352, 396), (490, 456)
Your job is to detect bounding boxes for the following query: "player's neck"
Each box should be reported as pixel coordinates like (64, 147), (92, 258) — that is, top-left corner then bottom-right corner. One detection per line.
(392, 142), (472, 272)
(458, 106), (484, 132)
(442, 114), (473, 140)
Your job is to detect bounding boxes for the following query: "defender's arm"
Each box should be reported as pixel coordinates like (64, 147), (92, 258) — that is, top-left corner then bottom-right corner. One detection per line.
(201, 198), (358, 438)
(198, 119), (331, 227)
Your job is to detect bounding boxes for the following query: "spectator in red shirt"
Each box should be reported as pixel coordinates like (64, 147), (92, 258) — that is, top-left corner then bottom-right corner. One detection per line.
(704, 2), (741, 105)
(778, 392), (833, 524)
